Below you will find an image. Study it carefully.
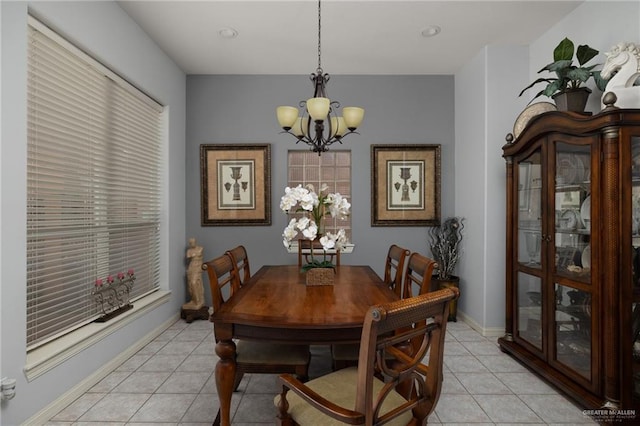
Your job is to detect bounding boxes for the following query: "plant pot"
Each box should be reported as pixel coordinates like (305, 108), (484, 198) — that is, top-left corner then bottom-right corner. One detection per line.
(552, 87), (591, 112)
(431, 275), (460, 322)
(306, 267), (335, 286)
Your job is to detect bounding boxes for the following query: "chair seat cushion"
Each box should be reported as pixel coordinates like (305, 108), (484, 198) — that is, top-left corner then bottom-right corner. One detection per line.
(236, 340), (309, 365)
(274, 367), (413, 425)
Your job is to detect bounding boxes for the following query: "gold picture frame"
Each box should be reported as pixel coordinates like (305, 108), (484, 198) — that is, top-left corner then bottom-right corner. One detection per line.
(200, 144), (271, 226)
(371, 144), (441, 226)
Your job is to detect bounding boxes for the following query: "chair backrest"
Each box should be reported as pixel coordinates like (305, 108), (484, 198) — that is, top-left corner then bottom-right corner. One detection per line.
(297, 239), (341, 267)
(402, 252), (438, 298)
(355, 287), (458, 424)
(383, 244), (410, 297)
(226, 245), (251, 287)
(202, 253), (238, 312)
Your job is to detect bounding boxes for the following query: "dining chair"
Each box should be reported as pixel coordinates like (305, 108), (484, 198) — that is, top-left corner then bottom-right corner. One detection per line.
(275, 287), (459, 426)
(402, 252), (438, 298)
(331, 244), (410, 370)
(383, 244), (411, 297)
(297, 238), (340, 267)
(202, 253), (311, 394)
(226, 245), (251, 287)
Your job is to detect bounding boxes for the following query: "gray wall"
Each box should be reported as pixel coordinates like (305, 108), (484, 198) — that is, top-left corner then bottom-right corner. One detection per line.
(1, 2), (186, 424)
(186, 74), (455, 299)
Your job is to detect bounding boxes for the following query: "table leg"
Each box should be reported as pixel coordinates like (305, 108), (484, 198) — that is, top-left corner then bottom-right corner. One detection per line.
(215, 339), (237, 426)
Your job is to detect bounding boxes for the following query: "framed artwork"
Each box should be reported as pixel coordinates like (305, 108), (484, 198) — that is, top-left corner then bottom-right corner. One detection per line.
(200, 144), (271, 226)
(371, 144), (441, 226)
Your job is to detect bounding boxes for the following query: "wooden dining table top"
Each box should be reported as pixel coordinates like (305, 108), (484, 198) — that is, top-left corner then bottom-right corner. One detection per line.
(210, 264), (398, 343)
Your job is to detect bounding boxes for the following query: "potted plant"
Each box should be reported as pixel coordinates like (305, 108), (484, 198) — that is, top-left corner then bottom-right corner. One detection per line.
(519, 37), (608, 112)
(428, 217), (464, 321)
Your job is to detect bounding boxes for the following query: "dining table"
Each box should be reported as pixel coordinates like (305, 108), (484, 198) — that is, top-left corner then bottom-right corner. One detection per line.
(209, 264), (398, 426)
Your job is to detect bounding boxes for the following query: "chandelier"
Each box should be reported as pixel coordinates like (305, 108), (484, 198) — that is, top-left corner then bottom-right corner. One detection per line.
(276, 0), (364, 154)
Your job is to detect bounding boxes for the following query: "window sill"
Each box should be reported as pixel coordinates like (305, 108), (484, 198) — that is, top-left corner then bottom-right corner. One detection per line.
(24, 290), (171, 381)
(286, 242), (355, 254)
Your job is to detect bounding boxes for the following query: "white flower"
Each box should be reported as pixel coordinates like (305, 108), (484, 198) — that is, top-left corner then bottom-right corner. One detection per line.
(319, 234), (336, 250)
(302, 222), (318, 240)
(296, 216), (310, 231)
(335, 229), (347, 250)
(299, 191), (317, 211)
(327, 193), (351, 219)
(282, 218), (299, 247)
(279, 187), (298, 212)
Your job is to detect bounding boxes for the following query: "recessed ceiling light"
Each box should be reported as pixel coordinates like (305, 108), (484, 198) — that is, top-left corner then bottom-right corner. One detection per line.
(218, 27), (238, 39)
(421, 25), (441, 38)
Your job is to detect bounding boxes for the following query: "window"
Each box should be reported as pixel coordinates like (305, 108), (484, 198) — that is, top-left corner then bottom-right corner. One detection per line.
(287, 150), (352, 241)
(26, 18), (163, 349)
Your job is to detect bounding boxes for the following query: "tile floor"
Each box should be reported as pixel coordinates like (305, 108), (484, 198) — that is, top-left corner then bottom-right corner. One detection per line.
(46, 318), (597, 425)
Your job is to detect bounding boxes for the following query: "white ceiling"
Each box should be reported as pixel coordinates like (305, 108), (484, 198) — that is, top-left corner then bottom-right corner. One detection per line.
(117, 0), (583, 75)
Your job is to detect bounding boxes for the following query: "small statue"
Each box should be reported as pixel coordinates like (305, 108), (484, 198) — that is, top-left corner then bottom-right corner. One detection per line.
(180, 237), (208, 322)
(600, 42), (640, 109)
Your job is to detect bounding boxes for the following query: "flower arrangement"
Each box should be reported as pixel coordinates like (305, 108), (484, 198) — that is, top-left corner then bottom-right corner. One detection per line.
(281, 183), (350, 269)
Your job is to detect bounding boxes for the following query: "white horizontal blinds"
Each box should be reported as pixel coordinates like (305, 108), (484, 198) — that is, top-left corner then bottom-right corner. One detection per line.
(26, 20), (163, 348)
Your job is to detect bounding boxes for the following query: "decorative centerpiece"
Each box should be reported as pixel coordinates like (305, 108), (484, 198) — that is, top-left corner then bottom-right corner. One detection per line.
(281, 183), (350, 284)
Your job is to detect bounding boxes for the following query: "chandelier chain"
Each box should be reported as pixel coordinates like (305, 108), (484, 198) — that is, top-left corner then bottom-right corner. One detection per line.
(317, 0), (322, 73)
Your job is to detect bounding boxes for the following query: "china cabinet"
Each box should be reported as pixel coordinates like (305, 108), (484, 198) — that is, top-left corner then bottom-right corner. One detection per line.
(500, 100), (640, 412)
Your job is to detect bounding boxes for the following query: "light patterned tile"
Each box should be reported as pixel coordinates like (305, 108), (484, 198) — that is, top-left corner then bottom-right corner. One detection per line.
(460, 339), (502, 356)
(494, 372), (559, 395)
(233, 393), (279, 423)
(455, 372), (511, 394)
(520, 394), (596, 424)
(50, 393), (106, 422)
(441, 371), (467, 394)
(112, 371), (171, 393)
(129, 393), (196, 422)
(244, 373), (279, 394)
(477, 354), (527, 372)
(156, 339), (200, 356)
(176, 353), (217, 372)
(156, 371), (209, 394)
(475, 394), (542, 423)
(87, 371), (130, 393)
(444, 355), (490, 373)
(181, 393), (241, 423)
(434, 394), (492, 423)
(77, 393), (151, 422)
(137, 354), (188, 372)
(114, 353), (152, 372)
(442, 341), (471, 356)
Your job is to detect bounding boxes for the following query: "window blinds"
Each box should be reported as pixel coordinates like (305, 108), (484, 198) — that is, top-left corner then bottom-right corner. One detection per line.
(26, 18), (163, 348)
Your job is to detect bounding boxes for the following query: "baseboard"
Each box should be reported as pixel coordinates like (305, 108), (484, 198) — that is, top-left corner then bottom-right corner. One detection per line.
(23, 313), (179, 426)
(456, 310), (505, 338)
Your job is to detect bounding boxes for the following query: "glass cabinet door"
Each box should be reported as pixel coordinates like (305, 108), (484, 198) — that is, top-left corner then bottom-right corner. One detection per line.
(631, 136), (640, 404)
(553, 141), (592, 379)
(516, 150), (543, 349)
